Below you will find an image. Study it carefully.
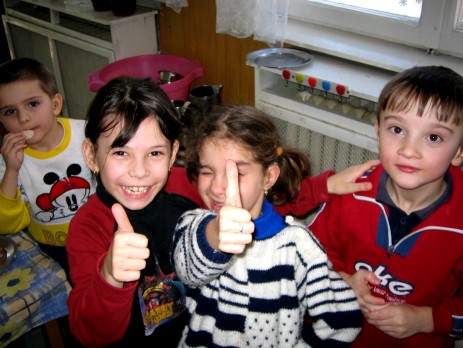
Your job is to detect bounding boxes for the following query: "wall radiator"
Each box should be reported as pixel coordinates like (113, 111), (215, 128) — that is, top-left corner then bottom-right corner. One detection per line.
(270, 114), (378, 176)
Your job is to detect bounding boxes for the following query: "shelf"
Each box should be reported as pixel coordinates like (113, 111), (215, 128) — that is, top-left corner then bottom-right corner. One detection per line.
(252, 53), (379, 155)
(3, 0), (158, 119)
(4, 0), (158, 58)
(251, 51), (395, 103)
(5, 0), (157, 25)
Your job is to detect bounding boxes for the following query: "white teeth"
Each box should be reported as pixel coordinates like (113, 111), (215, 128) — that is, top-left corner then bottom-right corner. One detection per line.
(123, 186), (148, 194)
(22, 130), (35, 140)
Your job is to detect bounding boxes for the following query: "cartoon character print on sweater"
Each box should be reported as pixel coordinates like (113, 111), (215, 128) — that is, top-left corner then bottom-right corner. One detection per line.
(35, 163), (92, 223)
(138, 257), (186, 336)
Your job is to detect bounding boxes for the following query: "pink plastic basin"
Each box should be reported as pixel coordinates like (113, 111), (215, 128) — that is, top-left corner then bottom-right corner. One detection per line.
(88, 54), (204, 101)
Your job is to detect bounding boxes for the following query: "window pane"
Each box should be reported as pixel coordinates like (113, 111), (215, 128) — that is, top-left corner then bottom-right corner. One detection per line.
(309, 0), (422, 21)
(457, 0), (463, 31)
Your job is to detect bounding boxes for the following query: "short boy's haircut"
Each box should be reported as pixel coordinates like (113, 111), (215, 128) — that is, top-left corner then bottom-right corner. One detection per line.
(0, 57), (58, 97)
(377, 65), (463, 126)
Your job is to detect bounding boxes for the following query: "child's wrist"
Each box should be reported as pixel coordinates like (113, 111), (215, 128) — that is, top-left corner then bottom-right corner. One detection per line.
(100, 257), (123, 288)
(205, 218), (221, 252)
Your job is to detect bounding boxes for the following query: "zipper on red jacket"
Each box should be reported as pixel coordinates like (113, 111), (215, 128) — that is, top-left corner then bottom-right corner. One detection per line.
(387, 244), (395, 258)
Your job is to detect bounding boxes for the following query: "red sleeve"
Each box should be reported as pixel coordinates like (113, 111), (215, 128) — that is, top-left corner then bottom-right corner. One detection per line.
(165, 167), (206, 208)
(308, 195), (347, 273)
(432, 280), (463, 335)
(274, 170), (335, 217)
(66, 195), (138, 347)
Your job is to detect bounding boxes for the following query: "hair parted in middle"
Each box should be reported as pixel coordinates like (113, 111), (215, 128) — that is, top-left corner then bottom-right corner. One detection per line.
(84, 76), (182, 151)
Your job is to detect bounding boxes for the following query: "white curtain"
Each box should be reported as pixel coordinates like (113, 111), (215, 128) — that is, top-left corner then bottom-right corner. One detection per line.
(165, 0), (188, 13)
(215, 0), (290, 46)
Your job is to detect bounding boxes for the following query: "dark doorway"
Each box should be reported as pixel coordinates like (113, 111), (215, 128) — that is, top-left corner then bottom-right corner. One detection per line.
(0, 2), (11, 64)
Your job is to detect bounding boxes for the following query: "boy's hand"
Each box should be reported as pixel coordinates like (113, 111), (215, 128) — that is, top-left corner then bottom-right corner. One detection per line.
(340, 270), (387, 313)
(214, 160), (254, 254)
(365, 303), (434, 338)
(327, 159), (380, 195)
(1, 132), (28, 171)
(101, 203), (150, 287)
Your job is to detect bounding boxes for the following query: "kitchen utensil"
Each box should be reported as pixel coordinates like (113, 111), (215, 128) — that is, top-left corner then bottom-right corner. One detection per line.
(246, 48), (313, 69)
(0, 236), (17, 271)
(88, 54), (204, 101)
(189, 84), (222, 116)
(158, 70), (184, 85)
(111, 0), (136, 16)
(91, 0), (111, 11)
(172, 99), (191, 118)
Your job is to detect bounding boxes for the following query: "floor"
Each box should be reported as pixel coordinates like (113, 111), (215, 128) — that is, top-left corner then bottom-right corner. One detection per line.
(5, 326), (47, 348)
(3, 316), (463, 347)
(6, 326), (462, 348)
(4, 317), (84, 348)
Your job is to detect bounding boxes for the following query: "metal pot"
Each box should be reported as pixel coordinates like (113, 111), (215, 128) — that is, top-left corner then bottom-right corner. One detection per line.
(158, 70), (184, 85)
(0, 236), (16, 272)
(189, 84), (222, 116)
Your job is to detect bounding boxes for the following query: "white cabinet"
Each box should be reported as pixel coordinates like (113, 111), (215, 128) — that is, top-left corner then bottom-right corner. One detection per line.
(2, 0), (158, 119)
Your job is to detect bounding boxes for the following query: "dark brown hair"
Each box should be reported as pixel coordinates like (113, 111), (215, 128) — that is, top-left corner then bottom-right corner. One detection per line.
(0, 57), (58, 97)
(185, 104), (310, 205)
(377, 65), (463, 125)
(85, 77), (181, 150)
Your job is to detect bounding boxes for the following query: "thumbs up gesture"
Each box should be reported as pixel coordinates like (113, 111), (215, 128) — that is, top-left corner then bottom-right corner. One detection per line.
(101, 203), (150, 287)
(213, 160), (254, 254)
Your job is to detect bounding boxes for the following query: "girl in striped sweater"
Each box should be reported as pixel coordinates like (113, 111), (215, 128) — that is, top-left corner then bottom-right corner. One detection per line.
(172, 105), (363, 347)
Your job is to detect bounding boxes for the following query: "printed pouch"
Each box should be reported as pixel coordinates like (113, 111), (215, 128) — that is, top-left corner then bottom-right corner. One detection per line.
(138, 258), (186, 336)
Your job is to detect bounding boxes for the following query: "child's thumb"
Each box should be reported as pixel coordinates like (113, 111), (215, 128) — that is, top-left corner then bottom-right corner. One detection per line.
(111, 203), (134, 233)
(224, 159), (242, 208)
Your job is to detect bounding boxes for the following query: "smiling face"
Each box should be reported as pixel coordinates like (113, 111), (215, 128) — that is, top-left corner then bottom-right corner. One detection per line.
(197, 138), (277, 219)
(85, 116), (179, 211)
(0, 80), (63, 150)
(376, 101), (463, 205)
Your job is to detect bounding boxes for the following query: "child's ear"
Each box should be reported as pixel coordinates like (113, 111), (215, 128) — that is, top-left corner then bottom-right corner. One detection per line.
(52, 93), (63, 115)
(450, 145), (463, 167)
(82, 139), (99, 173)
(169, 139), (180, 169)
(264, 162), (280, 190)
(374, 120), (380, 137)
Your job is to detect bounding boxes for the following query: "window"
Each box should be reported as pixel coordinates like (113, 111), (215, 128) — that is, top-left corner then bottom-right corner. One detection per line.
(289, 0), (463, 59)
(312, 0), (423, 22)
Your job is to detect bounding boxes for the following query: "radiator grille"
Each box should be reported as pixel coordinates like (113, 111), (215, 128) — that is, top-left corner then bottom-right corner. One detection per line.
(270, 116), (378, 176)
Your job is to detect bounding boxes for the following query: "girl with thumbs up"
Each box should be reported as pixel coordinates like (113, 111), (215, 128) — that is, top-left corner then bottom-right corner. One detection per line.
(66, 77), (199, 347)
(172, 105), (363, 347)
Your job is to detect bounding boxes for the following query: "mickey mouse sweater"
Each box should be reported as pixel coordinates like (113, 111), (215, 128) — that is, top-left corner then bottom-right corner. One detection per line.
(0, 117), (95, 245)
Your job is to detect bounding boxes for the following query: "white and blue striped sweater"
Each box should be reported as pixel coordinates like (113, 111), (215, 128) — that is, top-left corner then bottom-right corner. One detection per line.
(172, 201), (362, 347)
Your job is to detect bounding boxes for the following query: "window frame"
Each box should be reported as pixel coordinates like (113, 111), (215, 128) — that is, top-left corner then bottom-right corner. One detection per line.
(288, 0), (463, 59)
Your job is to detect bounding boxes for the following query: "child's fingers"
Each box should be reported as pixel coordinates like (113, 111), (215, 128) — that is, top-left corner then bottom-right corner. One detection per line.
(112, 203), (134, 233)
(360, 159), (380, 174)
(224, 159), (242, 208)
(111, 203), (149, 250)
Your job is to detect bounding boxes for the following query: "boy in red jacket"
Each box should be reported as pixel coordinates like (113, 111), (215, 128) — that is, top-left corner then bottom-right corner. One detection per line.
(309, 65), (463, 348)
